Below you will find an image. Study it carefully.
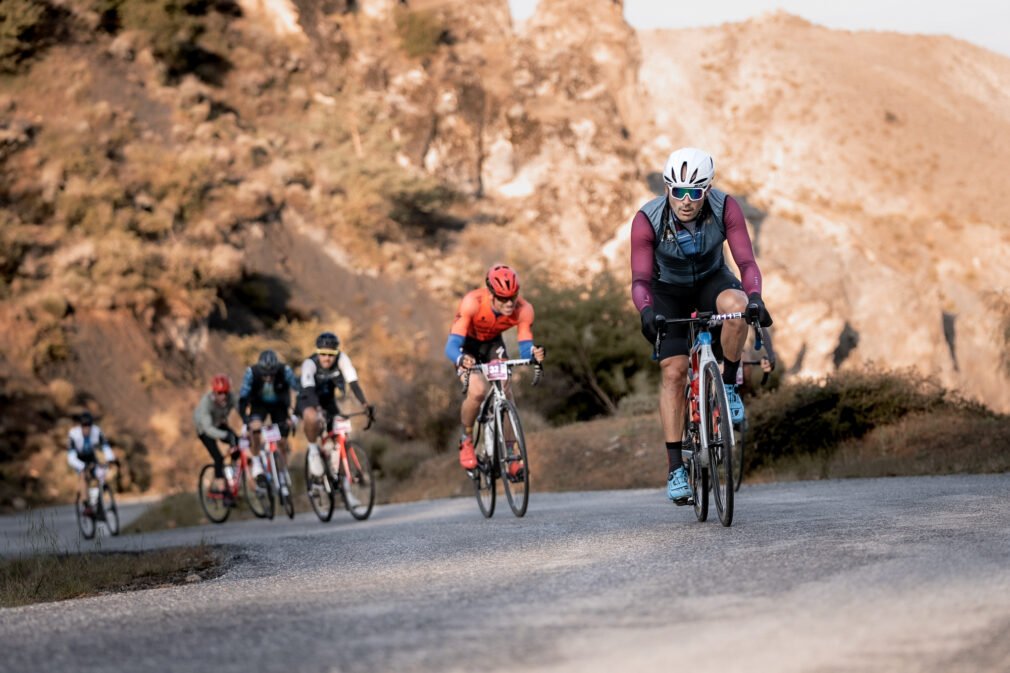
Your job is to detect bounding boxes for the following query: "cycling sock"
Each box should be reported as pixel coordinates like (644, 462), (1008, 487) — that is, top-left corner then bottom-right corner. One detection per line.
(461, 427), (473, 441)
(722, 358), (740, 385)
(666, 441), (684, 471)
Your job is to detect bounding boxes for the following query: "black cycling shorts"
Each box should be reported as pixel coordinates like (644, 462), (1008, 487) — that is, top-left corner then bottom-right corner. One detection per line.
(653, 266), (743, 360)
(249, 403), (291, 437)
(462, 335), (509, 364)
(295, 391), (342, 418)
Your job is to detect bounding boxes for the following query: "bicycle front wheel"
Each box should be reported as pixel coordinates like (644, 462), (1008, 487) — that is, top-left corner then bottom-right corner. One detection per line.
(343, 441), (375, 521)
(240, 460), (269, 519)
(305, 450), (335, 522)
(497, 400), (529, 518)
(75, 493), (96, 540)
(472, 420), (496, 518)
(732, 418), (745, 492)
(683, 391), (708, 522)
(703, 361), (734, 526)
(102, 484), (120, 536)
(280, 466), (296, 520)
(199, 464), (231, 524)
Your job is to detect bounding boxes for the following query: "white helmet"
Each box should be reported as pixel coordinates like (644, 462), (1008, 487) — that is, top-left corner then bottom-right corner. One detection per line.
(662, 147), (715, 189)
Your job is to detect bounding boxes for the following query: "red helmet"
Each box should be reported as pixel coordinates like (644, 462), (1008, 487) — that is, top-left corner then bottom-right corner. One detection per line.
(486, 264), (519, 299)
(211, 374), (231, 393)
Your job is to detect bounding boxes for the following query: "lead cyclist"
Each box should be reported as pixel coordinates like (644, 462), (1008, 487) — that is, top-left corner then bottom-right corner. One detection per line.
(629, 147), (773, 504)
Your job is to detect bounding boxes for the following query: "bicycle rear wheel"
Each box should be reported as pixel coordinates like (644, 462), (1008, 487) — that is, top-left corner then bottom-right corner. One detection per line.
(199, 464), (231, 524)
(75, 493), (96, 540)
(498, 400), (529, 518)
(343, 441), (375, 520)
(703, 361), (734, 526)
(305, 450), (335, 522)
(472, 421), (496, 518)
(732, 419), (745, 492)
(240, 462), (269, 519)
(102, 484), (120, 536)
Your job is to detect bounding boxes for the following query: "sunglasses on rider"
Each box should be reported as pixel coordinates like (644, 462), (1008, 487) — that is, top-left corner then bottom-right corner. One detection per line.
(316, 349), (340, 357)
(668, 186), (706, 201)
(493, 293), (518, 303)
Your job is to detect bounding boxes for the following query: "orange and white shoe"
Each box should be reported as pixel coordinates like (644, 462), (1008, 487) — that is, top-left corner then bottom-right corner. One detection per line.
(507, 460), (525, 482)
(459, 436), (477, 469)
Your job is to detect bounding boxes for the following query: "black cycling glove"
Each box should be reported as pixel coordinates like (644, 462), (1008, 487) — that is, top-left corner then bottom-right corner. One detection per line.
(640, 305), (658, 344)
(746, 293), (773, 327)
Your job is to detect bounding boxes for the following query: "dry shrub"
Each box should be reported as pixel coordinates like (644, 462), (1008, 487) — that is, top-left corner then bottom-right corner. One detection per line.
(46, 378), (76, 409)
(746, 367), (960, 471)
(826, 410), (1010, 478)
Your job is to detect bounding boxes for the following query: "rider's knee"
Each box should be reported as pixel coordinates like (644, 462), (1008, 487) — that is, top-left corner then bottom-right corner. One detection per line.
(718, 288), (748, 314)
(660, 357), (688, 387)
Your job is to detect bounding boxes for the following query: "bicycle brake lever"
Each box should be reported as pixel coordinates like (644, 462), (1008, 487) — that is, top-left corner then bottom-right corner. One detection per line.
(532, 362), (543, 387)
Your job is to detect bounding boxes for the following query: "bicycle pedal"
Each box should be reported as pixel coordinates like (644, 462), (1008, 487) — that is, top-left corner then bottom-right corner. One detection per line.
(673, 496), (693, 507)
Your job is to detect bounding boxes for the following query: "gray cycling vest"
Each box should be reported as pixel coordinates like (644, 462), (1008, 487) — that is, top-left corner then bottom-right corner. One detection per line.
(639, 189), (728, 287)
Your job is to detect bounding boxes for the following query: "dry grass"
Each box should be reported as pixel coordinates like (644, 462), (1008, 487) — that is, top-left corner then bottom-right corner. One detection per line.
(1, 544), (220, 607)
(0, 511), (221, 607)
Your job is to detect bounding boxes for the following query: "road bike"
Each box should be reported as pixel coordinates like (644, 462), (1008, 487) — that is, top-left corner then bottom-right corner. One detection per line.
(75, 461), (119, 539)
(197, 440), (266, 523)
(305, 409), (376, 522)
(461, 357), (543, 518)
(655, 311), (760, 527)
(732, 325), (777, 491)
(246, 423), (296, 520)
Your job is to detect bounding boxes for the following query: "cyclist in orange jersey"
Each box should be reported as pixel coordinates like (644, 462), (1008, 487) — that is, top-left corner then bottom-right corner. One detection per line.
(444, 264), (545, 470)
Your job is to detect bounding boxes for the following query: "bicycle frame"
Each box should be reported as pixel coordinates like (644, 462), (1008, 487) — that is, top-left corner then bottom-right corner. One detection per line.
(260, 423), (287, 493)
(319, 411), (370, 483)
(464, 359), (540, 452)
(687, 324), (724, 467)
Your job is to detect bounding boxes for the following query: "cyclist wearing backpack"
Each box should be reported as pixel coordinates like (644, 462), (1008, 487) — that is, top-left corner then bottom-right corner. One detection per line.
(238, 350), (299, 484)
(298, 332), (375, 477)
(444, 264), (545, 471)
(193, 374), (240, 498)
(67, 411), (117, 513)
(630, 148), (773, 503)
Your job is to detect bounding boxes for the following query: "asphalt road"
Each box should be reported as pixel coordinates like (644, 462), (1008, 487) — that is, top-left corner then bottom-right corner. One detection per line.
(2, 474), (1009, 673)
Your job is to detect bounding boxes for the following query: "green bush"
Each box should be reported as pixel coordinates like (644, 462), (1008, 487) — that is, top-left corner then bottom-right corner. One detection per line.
(524, 271), (653, 423)
(745, 367), (994, 472)
(94, 0), (234, 85)
(0, 0), (70, 73)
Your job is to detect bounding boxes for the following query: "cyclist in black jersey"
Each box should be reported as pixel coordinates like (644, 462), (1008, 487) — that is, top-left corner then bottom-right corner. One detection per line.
(297, 332), (375, 478)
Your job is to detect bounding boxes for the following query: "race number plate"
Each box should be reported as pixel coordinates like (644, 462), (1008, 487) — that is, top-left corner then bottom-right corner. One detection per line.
(332, 417), (353, 435)
(485, 361), (508, 381)
(262, 424), (282, 443)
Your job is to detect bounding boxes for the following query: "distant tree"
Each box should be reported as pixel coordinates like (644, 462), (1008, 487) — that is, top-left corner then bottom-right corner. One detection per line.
(525, 271), (652, 422)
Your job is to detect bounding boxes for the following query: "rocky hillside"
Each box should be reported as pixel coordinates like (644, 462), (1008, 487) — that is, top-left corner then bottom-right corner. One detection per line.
(1, 0), (1008, 508)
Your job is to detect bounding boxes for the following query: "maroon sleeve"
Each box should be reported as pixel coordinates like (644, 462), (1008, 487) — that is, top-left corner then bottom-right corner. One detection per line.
(630, 210), (655, 312)
(724, 196), (762, 296)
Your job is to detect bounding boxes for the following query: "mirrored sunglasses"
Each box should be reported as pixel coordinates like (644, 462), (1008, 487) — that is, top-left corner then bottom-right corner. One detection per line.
(668, 186), (706, 201)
